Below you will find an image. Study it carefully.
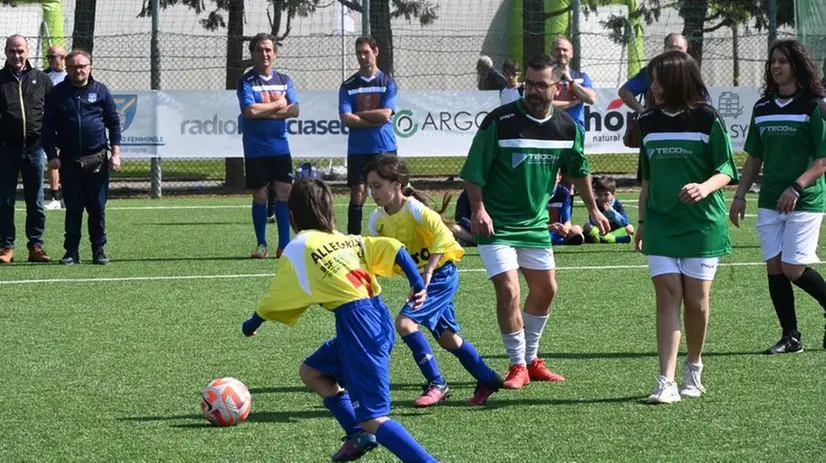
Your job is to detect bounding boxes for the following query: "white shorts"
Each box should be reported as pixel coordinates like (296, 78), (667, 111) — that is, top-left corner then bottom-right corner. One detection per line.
(478, 244), (555, 279)
(647, 256), (720, 281)
(755, 209), (822, 265)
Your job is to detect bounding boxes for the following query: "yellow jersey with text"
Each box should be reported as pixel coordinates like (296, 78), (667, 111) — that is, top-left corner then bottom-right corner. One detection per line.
(256, 230), (403, 326)
(367, 197), (464, 271)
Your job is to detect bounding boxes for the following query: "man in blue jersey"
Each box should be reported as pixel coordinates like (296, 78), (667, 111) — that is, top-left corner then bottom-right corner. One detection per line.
(339, 35), (398, 235)
(237, 33), (299, 259)
(550, 36), (596, 130)
(617, 33), (688, 114)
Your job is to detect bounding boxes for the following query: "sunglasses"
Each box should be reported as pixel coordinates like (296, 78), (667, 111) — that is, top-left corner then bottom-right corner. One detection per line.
(47, 55), (64, 59)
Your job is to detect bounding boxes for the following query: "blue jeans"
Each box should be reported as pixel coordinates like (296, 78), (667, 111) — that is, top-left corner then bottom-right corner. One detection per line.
(0, 144), (46, 250)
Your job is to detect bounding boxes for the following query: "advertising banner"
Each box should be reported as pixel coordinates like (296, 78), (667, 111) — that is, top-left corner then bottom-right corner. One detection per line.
(113, 88), (760, 158)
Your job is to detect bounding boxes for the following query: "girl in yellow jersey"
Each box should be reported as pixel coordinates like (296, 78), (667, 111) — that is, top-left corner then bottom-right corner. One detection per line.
(366, 155), (504, 407)
(241, 178), (438, 462)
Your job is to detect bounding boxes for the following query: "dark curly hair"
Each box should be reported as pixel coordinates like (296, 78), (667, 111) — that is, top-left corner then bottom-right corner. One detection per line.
(763, 39), (825, 99)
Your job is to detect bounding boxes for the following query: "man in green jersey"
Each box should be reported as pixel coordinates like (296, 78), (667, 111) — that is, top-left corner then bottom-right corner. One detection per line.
(460, 54), (610, 390)
(731, 39), (826, 355)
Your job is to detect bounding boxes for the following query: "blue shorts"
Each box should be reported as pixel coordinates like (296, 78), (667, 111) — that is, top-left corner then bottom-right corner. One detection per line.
(399, 262), (461, 339)
(303, 296), (395, 422)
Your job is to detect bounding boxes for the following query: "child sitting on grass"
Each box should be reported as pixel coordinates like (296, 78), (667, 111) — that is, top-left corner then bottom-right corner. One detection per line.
(548, 167), (585, 245)
(584, 178), (634, 243)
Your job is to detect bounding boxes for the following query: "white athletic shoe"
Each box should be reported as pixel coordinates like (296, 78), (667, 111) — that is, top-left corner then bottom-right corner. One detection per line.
(679, 361), (706, 398)
(45, 199), (62, 210)
(646, 375), (681, 404)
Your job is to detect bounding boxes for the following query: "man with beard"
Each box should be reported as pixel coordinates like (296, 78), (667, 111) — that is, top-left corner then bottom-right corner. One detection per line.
(338, 35), (398, 235)
(460, 54), (610, 389)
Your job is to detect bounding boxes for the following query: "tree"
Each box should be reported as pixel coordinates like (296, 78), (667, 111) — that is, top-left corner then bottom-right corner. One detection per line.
(590, 0), (794, 67)
(337, 0), (439, 75)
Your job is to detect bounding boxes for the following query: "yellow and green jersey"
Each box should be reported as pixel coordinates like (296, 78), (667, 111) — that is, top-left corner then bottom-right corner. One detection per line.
(459, 100), (589, 248)
(256, 230), (402, 326)
(368, 197), (464, 271)
(638, 104), (739, 258)
(744, 92), (826, 213)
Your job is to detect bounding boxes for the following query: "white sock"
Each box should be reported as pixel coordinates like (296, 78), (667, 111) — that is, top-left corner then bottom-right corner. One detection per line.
(501, 330), (526, 366)
(523, 311), (549, 363)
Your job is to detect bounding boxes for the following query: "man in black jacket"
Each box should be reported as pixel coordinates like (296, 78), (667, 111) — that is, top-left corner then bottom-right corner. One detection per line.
(0, 34), (53, 264)
(43, 49), (121, 265)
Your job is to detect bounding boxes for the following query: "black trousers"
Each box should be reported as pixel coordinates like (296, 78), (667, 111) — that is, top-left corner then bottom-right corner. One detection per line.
(60, 162), (109, 252)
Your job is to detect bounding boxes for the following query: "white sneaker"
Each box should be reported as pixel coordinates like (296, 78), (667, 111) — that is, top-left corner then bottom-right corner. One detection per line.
(646, 375), (681, 404)
(679, 360), (706, 398)
(45, 199), (62, 210)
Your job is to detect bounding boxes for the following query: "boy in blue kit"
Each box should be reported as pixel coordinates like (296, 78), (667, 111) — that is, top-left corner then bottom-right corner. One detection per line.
(241, 178), (438, 463)
(365, 155), (504, 407)
(237, 33), (299, 259)
(584, 177), (634, 243)
(547, 168), (585, 245)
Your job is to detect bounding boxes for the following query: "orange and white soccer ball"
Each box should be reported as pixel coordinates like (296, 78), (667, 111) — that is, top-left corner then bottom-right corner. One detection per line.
(200, 377), (252, 426)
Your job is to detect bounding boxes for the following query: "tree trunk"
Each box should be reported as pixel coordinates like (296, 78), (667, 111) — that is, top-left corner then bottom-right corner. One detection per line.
(680, 0), (708, 67)
(523, 0), (545, 67)
(224, 0), (246, 191)
(72, 0), (97, 53)
(370, 0), (394, 75)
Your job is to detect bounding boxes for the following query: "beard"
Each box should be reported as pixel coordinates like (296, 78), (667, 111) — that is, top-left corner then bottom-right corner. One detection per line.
(524, 95), (551, 114)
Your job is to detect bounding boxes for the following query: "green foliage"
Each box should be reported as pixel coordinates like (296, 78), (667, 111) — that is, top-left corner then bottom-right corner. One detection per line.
(588, 0), (794, 47)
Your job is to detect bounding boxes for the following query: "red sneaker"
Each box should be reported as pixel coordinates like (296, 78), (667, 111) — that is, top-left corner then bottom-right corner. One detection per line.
(414, 383), (449, 407)
(502, 364), (530, 389)
(467, 372), (504, 406)
(527, 358), (565, 382)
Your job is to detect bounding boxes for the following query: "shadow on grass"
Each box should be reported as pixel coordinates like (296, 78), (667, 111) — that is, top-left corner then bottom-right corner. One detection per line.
(482, 350), (764, 361)
(112, 256), (256, 263)
(248, 382), (479, 395)
(134, 222), (250, 227)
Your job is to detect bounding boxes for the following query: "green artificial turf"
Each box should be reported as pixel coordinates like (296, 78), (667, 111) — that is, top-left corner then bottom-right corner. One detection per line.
(2, 192), (824, 462)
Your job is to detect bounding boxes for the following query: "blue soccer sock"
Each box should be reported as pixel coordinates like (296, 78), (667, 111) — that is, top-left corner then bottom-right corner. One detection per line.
(266, 187), (275, 218)
(251, 202), (268, 247)
(375, 419), (436, 463)
(347, 204), (363, 235)
(402, 331), (445, 386)
(274, 200), (290, 250)
(322, 392), (361, 436)
(615, 235), (631, 243)
(450, 337), (495, 384)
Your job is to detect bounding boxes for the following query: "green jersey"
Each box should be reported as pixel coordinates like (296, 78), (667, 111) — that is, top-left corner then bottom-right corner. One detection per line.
(743, 92), (826, 213)
(638, 104), (739, 258)
(460, 100), (589, 248)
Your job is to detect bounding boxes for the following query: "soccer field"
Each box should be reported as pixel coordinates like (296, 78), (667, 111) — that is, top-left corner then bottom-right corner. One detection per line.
(2, 192), (824, 462)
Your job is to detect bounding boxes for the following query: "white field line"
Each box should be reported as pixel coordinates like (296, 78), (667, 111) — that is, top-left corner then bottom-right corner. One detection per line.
(1, 261), (813, 286)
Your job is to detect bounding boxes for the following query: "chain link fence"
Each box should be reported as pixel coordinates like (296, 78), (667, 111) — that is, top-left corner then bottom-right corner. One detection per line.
(3, 0), (821, 194)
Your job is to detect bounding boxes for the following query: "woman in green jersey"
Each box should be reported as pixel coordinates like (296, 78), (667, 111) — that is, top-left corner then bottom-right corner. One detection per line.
(634, 51), (738, 404)
(730, 39), (826, 355)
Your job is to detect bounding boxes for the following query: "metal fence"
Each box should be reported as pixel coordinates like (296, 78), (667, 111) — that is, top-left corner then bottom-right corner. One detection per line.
(3, 0), (820, 195)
